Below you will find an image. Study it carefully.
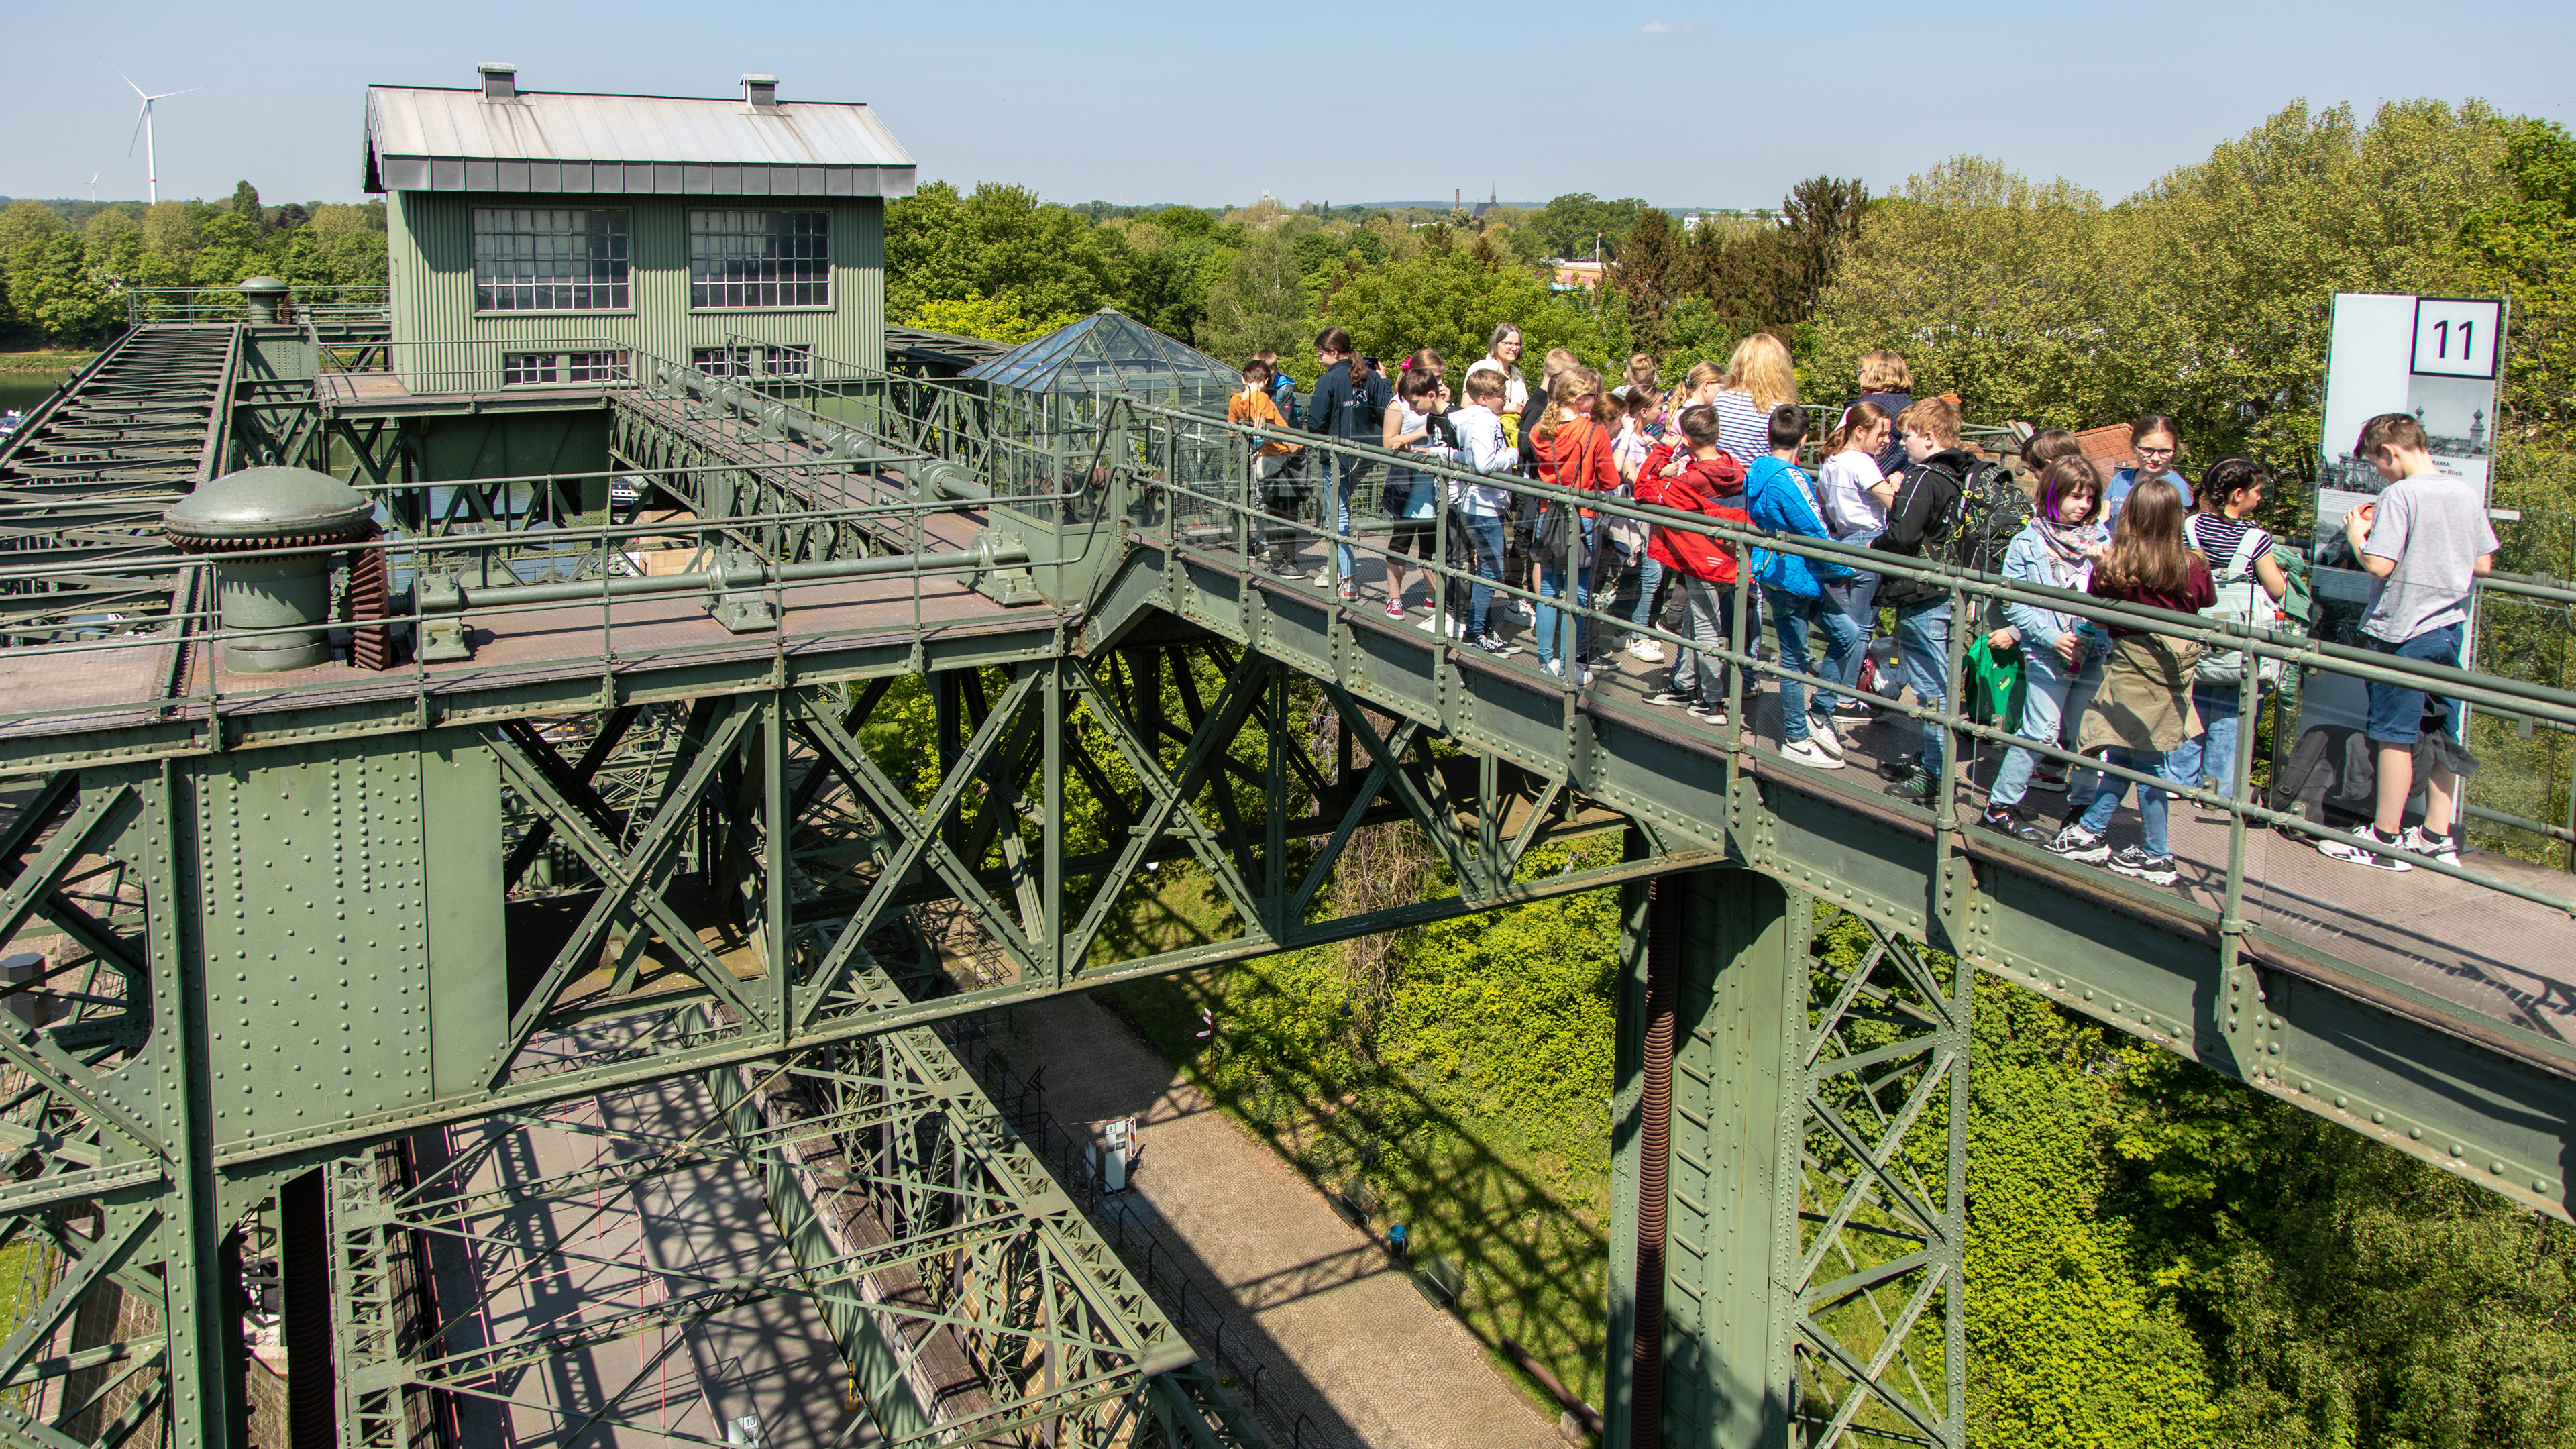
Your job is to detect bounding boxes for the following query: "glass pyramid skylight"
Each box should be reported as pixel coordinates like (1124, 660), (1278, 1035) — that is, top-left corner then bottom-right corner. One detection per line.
(961, 308), (1240, 416)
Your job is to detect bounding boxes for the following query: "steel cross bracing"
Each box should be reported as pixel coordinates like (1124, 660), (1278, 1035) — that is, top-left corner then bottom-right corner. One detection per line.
(0, 635), (1702, 1449)
(326, 1002), (1197, 1449)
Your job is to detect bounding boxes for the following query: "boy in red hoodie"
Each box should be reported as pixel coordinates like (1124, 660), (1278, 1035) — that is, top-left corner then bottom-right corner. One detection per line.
(1635, 404), (1752, 724)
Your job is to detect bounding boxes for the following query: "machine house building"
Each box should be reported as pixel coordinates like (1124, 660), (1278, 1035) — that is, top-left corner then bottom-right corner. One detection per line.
(364, 64), (914, 390)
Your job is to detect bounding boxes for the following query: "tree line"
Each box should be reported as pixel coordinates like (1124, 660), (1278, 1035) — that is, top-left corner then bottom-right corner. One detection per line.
(0, 183), (388, 346)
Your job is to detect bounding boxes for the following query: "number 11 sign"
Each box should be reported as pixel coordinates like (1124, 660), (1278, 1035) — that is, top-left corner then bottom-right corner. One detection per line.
(2412, 297), (2504, 379)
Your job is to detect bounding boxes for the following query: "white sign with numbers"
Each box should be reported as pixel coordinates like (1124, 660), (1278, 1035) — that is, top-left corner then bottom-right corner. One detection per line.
(2411, 297), (2504, 379)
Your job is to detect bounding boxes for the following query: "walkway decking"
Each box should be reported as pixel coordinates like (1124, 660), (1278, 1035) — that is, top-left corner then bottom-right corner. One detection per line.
(1230, 536), (2576, 1055)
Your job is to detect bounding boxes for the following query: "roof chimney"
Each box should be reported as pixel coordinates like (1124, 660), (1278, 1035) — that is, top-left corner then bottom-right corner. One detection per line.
(478, 63), (517, 101)
(741, 74), (777, 107)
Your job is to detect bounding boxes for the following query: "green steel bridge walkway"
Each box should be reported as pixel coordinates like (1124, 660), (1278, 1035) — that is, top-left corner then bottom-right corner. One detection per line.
(0, 319), (2569, 1449)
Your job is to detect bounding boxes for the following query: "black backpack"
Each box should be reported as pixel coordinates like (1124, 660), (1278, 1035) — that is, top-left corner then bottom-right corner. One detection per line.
(1924, 458), (2027, 578)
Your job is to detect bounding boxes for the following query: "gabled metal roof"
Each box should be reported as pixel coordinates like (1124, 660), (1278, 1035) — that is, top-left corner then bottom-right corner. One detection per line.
(364, 86), (916, 198)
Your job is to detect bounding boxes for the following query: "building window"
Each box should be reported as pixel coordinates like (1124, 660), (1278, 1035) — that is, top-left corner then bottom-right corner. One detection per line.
(502, 353), (560, 386)
(690, 211), (830, 309)
(566, 350), (629, 382)
(502, 351), (629, 386)
(692, 345), (809, 377)
(473, 209), (630, 312)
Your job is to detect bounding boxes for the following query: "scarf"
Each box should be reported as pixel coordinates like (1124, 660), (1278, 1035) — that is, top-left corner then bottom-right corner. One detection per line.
(2034, 517), (2102, 590)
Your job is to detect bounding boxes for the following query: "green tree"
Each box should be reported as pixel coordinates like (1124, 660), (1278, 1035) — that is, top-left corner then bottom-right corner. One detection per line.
(186, 210), (266, 290)
(1199, 231), (1312, 381)
(0, 198), (66, 258)
(141, 200), (199, 271)
(2109, 99), (2506, 473)
(1319, 250), (1590, 381)
(1527, 193), (1645, 262)
(2463, 116), (2576, 449)
(1807, 157), (2116, 425)
(906, 294), (1077, 346)
(883, 181), (1128, 328)
(5, 233), (118, 342)
(1606, 208), (1684, 354)
(227, 180), (263, 233)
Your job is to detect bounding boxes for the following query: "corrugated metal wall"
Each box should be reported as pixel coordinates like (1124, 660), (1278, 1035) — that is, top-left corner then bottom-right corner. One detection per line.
(389, 191), (885, 389)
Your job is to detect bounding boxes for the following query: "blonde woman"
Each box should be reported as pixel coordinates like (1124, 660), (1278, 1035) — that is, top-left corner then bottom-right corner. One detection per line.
(1713, 333), (1799, 470)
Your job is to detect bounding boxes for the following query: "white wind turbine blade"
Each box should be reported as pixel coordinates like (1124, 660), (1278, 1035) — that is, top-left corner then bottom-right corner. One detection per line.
(144, 87), (199, 101)
(128, 102), (149, 156)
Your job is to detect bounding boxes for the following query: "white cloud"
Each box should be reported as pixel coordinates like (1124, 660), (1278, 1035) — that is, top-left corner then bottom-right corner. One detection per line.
(1639, 19), (1676, 32)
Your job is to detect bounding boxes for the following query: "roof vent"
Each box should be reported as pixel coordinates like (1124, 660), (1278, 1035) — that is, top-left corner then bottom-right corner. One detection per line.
(478, 63), (517, 101)
(741, 74), (777, 107)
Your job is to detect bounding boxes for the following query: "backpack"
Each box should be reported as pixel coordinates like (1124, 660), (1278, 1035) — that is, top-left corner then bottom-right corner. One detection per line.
(2194, 521), (2284, 685)
(1921, 458), (2027, 577)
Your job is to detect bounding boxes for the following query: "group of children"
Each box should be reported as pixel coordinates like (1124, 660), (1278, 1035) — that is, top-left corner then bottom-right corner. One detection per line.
(1226, 328), (2497, 885)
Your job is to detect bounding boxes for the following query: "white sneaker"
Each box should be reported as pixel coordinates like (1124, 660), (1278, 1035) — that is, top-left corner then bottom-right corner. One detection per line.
(1780, 738), (1845, 769)
(1627, 637), (1666, 663)
(1803, 729), (1845, 761)
(2318, 825), (2412, 871)
(2399, 825), (2460, 868)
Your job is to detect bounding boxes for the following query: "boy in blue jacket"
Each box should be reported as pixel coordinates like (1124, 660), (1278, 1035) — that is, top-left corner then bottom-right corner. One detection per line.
(1745, 405), (1856, 770)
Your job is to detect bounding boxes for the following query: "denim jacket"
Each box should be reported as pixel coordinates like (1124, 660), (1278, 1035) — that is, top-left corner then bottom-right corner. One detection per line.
(1998, 520), (2108, 652)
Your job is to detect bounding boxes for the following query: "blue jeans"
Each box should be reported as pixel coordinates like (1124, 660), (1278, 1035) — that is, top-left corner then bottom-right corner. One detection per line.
(1535, 517), (1596, 668)
(1821, 530), (1881, 712)
(1766, 586), (1861, 743)
(1463, 512), (1507, 636)
(2077, 746), (2175, 857)
(1329, 456), (1375, 583)
(2169, 680), (2262, 795)
(1627, 555), (1664, 634)
(1896, 599), (1953, 773)
(1990, 640), (2106, 809)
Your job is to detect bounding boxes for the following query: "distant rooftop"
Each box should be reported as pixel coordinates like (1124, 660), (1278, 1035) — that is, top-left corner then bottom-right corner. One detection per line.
(364, 66), (915, 198)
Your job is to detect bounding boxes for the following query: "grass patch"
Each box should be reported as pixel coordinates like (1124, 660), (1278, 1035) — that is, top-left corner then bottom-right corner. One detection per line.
(1101, 861), (1614, 1423)
(0, 350), (93, 374)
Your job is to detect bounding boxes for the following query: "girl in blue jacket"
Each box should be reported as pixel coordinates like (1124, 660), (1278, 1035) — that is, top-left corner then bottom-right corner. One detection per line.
(1744, 405), (1856, 770)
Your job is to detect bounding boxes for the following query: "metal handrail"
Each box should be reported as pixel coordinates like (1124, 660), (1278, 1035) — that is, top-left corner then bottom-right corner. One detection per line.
(1079, 394), (2576, 912)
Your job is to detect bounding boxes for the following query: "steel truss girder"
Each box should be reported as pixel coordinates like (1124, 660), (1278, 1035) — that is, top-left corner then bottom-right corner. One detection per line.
(1608, 867), (1969, 1449)
(1092, 537), (2576, 1226)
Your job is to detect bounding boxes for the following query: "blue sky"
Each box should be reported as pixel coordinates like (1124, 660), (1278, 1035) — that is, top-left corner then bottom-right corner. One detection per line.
(6, 0), (2572, 210)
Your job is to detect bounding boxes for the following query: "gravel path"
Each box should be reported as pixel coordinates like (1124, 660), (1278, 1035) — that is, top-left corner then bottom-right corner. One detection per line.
(1009, 990), (1564, 1449)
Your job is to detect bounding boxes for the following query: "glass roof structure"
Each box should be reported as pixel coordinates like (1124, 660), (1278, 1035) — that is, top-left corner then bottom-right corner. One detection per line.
(961, 309), (1239, 416)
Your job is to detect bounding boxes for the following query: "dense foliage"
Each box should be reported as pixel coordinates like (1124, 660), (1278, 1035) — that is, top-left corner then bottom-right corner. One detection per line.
(1114, 859), (2576, 1446)
(0, 186), (387, 345)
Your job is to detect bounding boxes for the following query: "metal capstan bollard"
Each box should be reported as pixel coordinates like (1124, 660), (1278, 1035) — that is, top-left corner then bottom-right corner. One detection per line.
(163, 466), (377, 673)
(237, 275), (290, 324)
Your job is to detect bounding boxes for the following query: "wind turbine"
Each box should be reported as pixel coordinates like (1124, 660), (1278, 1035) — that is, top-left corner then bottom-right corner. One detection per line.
(119, 72), (198, 205)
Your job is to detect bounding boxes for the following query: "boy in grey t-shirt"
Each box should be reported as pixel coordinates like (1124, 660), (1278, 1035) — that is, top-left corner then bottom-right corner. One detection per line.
(2319, 413), (2498, 873)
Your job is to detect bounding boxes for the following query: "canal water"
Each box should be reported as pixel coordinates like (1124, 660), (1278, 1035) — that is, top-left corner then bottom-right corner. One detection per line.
(0, 372), (71, 419)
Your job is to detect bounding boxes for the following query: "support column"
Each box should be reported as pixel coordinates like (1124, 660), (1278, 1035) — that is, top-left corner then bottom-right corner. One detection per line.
(1608, 867), (1801, 1449)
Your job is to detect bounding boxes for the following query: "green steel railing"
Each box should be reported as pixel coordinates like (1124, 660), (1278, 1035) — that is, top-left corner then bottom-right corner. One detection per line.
(121, 284), (390, 326)
(1088, 391), (2576, 912)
